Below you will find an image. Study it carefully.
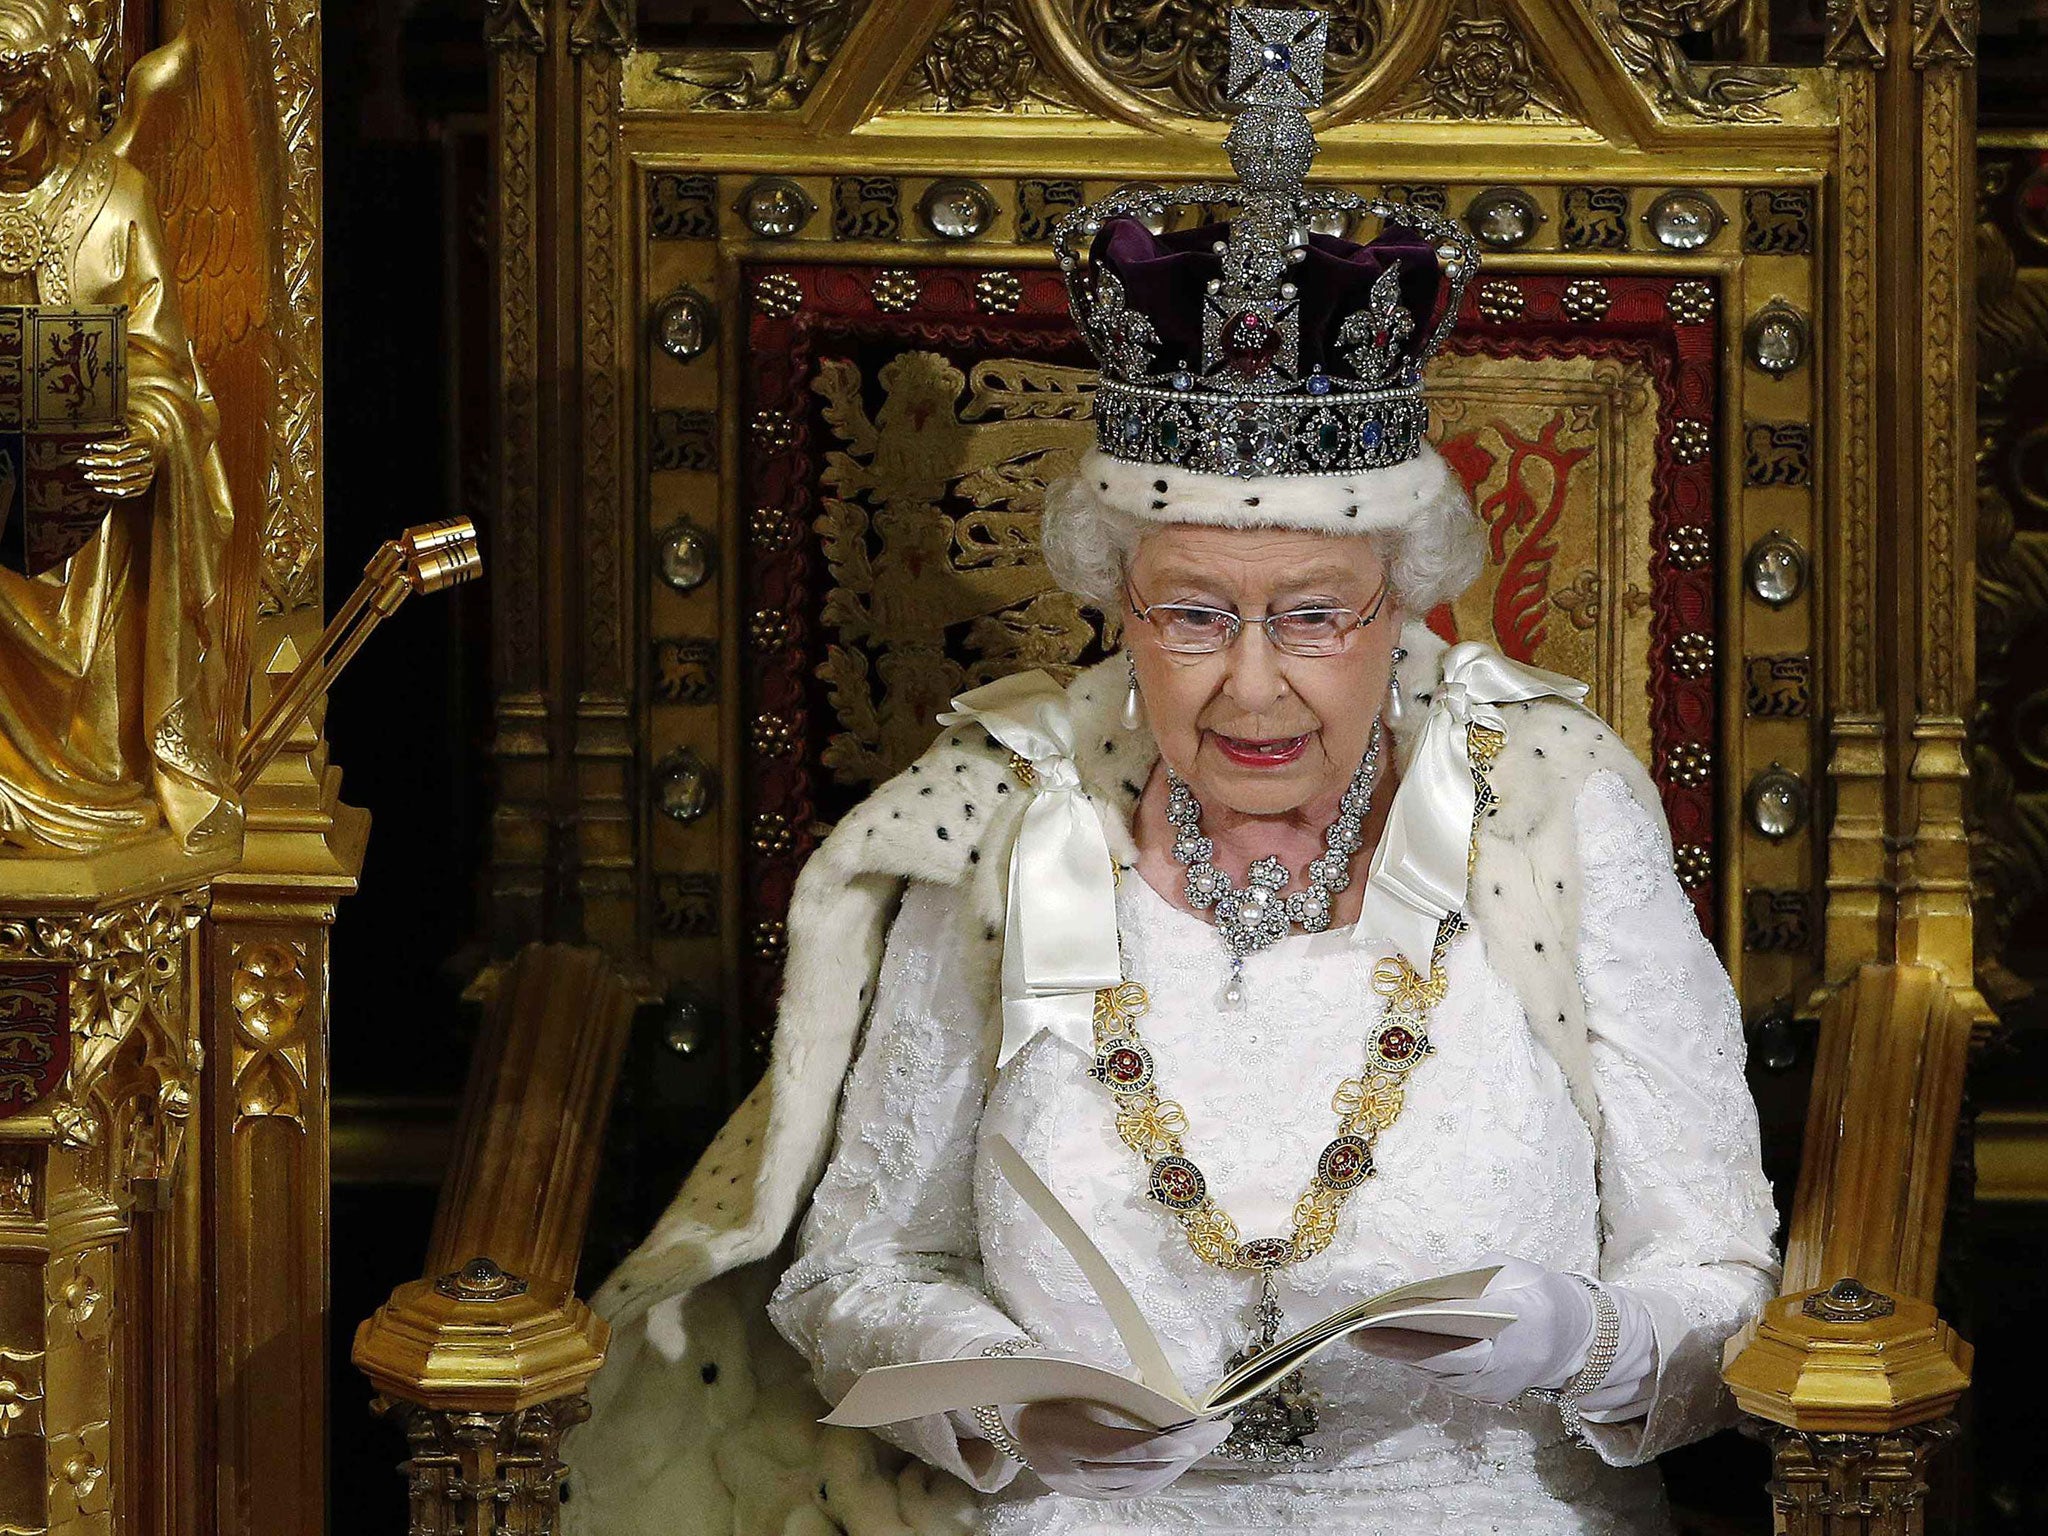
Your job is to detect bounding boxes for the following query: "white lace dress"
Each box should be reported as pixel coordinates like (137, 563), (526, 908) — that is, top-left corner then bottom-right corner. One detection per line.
(769, 770), (1780, 1535)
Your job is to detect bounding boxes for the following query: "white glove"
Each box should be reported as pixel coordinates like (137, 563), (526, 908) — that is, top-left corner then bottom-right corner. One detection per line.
(1355, 1257), (1658, 1420)
(999, 1400), (1235, 1499)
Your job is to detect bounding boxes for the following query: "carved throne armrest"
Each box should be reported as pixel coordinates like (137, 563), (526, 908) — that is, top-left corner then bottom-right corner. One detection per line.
(1722, 964), (1977, 1532)
(352, 944), (635, 1529)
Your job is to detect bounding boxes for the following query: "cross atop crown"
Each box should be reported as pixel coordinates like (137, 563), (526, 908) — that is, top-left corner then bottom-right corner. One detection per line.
(1223, 8), (1329, 113)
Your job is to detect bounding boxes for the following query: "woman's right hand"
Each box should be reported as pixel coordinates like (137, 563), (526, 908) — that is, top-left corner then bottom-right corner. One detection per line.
(1005, 1400), (1234, 1499)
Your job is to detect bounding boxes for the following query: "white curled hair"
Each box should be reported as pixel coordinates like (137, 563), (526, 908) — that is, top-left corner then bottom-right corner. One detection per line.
(1041, 444), (1486, 617)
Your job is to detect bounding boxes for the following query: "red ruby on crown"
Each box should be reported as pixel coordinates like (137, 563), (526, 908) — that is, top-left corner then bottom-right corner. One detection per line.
(1221, 309), (1280, 374)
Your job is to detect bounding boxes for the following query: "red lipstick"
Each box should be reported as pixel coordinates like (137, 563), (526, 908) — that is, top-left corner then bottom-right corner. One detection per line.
(1213, 733), (1310, 768)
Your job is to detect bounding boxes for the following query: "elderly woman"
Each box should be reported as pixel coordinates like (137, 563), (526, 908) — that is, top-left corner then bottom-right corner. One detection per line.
(565, 19), (1776, 1536)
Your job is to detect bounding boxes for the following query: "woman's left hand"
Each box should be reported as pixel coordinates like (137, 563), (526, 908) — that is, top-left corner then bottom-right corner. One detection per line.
(1006, 1400), (1236, 1499)
(1355, 1257), (1658, 1419)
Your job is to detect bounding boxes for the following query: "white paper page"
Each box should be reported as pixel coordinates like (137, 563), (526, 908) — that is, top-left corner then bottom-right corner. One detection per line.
(820, 1354), (1200, 1432)
(1203, 1287), (1515, 1413)
(815, 1140), (1518, 1432)
(986, 1135), (1189, 1401)
(1230, 1266), (1509, 1374)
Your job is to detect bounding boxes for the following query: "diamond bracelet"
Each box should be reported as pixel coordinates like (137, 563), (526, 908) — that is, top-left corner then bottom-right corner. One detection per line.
(1528, 1274), (1621, 1441)
(972, 1339), (1035, 1468)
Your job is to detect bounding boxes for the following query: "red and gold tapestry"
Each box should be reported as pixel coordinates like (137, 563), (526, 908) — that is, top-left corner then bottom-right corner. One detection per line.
(740, 263), (1719, 1016)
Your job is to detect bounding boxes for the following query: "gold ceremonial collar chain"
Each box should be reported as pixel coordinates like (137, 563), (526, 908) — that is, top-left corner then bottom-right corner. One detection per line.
(1080, 719), (1505, 1458)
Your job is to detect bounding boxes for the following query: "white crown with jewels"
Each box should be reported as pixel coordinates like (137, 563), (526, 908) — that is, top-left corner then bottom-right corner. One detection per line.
(1053, 8), (1479, 480)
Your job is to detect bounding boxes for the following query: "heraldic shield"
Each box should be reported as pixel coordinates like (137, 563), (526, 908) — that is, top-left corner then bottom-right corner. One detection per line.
(0, 304), (127, 577)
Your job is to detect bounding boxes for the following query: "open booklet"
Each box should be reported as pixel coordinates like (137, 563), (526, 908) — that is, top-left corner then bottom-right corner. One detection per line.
(822, 1136), (1515, 1433)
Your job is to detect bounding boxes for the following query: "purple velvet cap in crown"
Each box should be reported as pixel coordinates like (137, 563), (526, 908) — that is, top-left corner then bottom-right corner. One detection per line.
(1052, 8), (1477, 479)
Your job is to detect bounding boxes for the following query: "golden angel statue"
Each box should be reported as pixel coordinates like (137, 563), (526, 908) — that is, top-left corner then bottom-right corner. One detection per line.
(0, 1), (237, 856)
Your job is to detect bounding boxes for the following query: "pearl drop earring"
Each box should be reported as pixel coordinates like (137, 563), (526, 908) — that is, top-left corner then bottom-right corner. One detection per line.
(1122, 653), (1143, 730)
(1387, 646), (1409, 725)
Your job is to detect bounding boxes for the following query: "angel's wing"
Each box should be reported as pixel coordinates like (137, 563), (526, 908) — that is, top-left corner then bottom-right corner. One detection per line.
(112, 7), (275, 720)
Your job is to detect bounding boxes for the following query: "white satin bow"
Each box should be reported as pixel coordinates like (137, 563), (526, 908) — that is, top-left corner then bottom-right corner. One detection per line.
(1358, 642), (1590, 969)
(938, 672), (1122, 1067)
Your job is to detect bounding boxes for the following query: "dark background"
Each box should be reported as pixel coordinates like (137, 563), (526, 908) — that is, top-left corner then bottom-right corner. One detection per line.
(320, 0), (490, 1519)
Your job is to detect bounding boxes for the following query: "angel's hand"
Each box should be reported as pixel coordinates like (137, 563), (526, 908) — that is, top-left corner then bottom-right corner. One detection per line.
(79, 428), (157, 499)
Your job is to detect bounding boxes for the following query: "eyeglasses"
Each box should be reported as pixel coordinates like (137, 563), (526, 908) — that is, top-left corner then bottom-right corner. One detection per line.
(1124, 573), (1391, 657)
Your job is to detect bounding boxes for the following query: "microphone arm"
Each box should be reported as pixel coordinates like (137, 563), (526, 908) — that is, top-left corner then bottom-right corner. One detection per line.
(233, 516), (483, 797)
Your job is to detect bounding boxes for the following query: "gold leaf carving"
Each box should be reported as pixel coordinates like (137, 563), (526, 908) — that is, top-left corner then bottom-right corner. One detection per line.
(57, 1257), (102, 1336)
(811, 351), (1102, 786)
(230, 939), (310, 1127)
(1909, 0), (1976, 65)
(1972, 156), (2048, 1010)
(1917, 67), (1964, 715)
(651, 1), (872, 111)
(0, 891), (206, 1205)
(1825, 0), (1891, 65)
(0, 1150), (34, 1221)
(1601, 0), (1795, 122)
(568, 0), (633, 55)
(484, 0), (547, 52)
(1379, 0), (1572, 122)
(898, 0), (1079, 113)
(0, 1347), (45, 1439)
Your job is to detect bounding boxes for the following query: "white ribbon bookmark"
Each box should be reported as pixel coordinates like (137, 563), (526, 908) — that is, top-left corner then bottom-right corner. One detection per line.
(938, 672), (1122, 1067)
(1358, 642), (1590, 969)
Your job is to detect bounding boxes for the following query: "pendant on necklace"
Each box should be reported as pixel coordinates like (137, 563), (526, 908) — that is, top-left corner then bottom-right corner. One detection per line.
(1168, 721), (1383, 1004)
(1215, 1267), (1322, 1463)
(1222, 954), (1245, 1009)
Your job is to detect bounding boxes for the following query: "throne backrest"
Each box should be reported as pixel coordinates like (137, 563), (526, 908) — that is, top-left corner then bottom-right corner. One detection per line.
(482, 1), (1878, 1282)
(610, 34), (1834, 1138)
(729, 259), (1733, 1033)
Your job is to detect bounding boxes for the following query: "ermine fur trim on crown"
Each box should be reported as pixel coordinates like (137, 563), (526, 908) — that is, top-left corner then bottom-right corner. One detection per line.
(1073, 441), (1452, 533)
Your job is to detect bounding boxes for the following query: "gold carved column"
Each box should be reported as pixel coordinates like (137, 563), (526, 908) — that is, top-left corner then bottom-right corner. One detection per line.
(0, 848), (220, 1535)
(0, 0), (381, 1529)
(195, 0), (360, 1532)
(482, 0), (642, 961)
(483, 0), (550, 951)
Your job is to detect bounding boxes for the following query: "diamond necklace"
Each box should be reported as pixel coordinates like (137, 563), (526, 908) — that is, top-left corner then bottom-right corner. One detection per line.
(1164, 720), (1383, 1006)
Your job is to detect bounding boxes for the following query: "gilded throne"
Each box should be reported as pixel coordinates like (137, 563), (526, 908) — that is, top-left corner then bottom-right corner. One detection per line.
(359, 1), (1984, 1532)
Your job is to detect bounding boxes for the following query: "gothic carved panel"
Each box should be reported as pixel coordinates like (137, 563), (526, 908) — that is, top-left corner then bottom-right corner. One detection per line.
(229, 939), (310, 1128)
(0, 890), (207, 1207)
(643, 0), (872, 110)
(1974, 148), (2048, 1011)
(1377, 0), (1573, 122)
(894, 0), (1081, 113)
(1596, 0), (1795, 122)
(1056, 0), (1385, 118)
